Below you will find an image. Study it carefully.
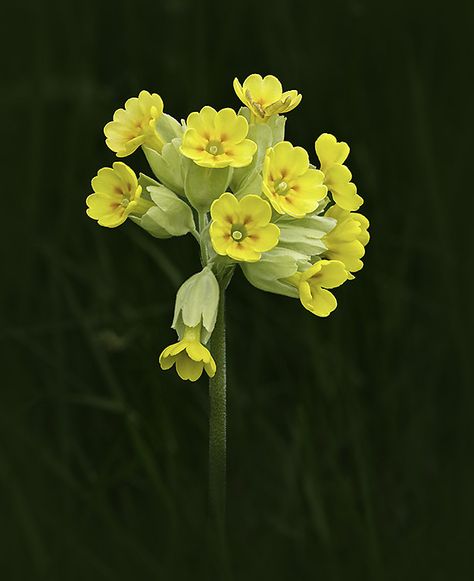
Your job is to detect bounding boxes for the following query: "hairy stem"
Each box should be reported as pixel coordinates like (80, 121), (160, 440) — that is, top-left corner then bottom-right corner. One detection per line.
(208, 282), (226, 530)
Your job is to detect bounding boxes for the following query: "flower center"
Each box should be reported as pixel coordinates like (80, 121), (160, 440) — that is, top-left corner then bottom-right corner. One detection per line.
(276, 180), (289, 194)
(120, 198), (130, 207)
(231, 224), (247, 241)
(206, 140), (224, 156)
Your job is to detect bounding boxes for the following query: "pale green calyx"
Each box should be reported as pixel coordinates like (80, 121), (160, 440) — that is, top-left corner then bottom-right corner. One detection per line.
(277, 214), (336, 257)
(240, 247), (308, 298)
(143, 138), (187, 196)
(172, 266), (220, 342)
(184, 163), (233, 213)
(132, 184), (195, 238)
(155, 113), (184, 143)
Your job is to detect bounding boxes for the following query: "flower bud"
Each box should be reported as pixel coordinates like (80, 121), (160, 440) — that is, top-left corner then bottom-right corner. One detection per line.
(172, 267), (220, 342)
(132, 184), (195, 238)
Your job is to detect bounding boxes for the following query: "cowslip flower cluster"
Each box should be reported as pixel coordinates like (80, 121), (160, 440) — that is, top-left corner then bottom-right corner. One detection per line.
(86, 74), (370, 381)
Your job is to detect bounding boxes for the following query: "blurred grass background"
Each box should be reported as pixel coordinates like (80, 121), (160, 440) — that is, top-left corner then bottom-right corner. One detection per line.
(2, 0), (473, 578)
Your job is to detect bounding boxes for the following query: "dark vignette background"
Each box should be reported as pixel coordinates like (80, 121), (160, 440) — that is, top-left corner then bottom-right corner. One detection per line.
(2, 0), (473, 579)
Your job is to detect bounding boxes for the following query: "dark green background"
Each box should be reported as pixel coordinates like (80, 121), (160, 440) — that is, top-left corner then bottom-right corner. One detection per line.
(2, 0), (473, 579)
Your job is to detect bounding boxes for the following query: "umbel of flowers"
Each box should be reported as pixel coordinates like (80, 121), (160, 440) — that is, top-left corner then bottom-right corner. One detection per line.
(87, 75), (370, 382)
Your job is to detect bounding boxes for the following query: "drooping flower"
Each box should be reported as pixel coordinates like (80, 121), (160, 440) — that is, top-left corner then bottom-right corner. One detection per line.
(180, 107), (257, 168)
(104, 90), (165, 157)
(159, 324), (216, 382)
(287, 259), (348, 317)
(209, 193), (280, 262)
(233, 74), (302, 121)
(323, 205), (370, 274)
(262, 141), (327, 218)
(315, 133), (363, 211)
(86, 162), (152, 228)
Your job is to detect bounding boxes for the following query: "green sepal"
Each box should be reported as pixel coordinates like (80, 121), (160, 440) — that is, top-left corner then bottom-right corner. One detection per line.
(184, 163), (233, 213)
(172, 266), (220, 343)
(231, 122), (272, 195)
(277, 215), (335, 257)
(240, 247), (306, 298)
(143, 139), (186, 197)
(267, 114), (286, 145)
(155, 113), (184, 143)
(131, 185), (195, 238)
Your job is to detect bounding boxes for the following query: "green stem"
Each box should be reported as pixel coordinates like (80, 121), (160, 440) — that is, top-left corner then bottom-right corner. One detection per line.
(209, 282), (226, 529)
(198, 212), (209, 266)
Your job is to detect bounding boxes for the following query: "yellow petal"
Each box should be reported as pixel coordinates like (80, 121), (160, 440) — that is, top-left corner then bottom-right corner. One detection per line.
(280, 90), (302, 113)
(260, 75), (283, 105)
(247, 223), (280, 253)
(238, 195), (271, 227)
(332, 183), (363, 211)
(215, 108), (248, 142)
(204, 357), (217, 378)
(186, 106), (217, 135)
(86, 193), (120, 217)
(301, 286), (338, 317)
(180, 128), (208, 157)
(211, 193), (239, 224)
(210, 221), (232, 255)
(315, 133), (350, 171)
(227, 239), (261, 262)
(279, 194), (318, 218)
(224, 139), (256, 168)
(233, 77), (246, 105)
(112, 162), (138, 190)
(315, 260), (348, 288)
(242, 74), (264, 97)
(175, 353), (204, 382)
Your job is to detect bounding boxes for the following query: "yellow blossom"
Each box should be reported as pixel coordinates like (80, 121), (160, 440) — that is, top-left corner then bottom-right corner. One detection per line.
(86, 162), (152, 228)
(263, 141), (327, 218)
(324, 205), (370, 274)
(210, 193), (280, 262)
(233, 74), (302, 121)
(288, 260), (348, 317)
(180, 106), (257, 168)
(104, 90), (165, 157)
(315, 133), (363, 211)
(159, 325), (216, 382)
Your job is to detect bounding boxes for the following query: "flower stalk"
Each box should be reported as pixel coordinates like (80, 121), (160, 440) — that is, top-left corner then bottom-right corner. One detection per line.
(208, 281), (227, 529)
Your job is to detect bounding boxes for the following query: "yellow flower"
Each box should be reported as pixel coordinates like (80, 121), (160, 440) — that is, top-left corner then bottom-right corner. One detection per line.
(86, 162), (152, 228)
(180, 106), (257, 168)
(288, 260), (348, 317)
(159, 325), (216, 382)
(324, 205), (370, 274)
(210, 193), (280, 262)
(315, 133), (363, 211)
(233, 74), (302, 121)
(262, 141), (327, 218)
(104, 90), (165, 157)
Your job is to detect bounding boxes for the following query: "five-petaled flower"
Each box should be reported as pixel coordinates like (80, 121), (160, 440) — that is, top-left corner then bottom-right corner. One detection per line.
(180, 106), (257, 168)
(288, 259), (348, 317)
(86, 162), (152, 228)
(233, 74), (302, 122)
(263, 141), (327, 218)
(210, 193), (280, 262)
(159, 324), (216, 382)
(324, 205), (370, 275)
(104, 90), (165, 157)
(315, 133), (363, 211)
